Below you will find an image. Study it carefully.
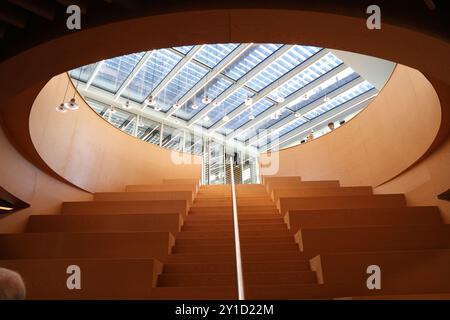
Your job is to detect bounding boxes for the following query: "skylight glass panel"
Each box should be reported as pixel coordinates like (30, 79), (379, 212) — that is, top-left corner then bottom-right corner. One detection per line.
(244, 69), (357, 143)
(70, 62), (98, 82)
(266, 52), (343, 102)
(223, 44), (282, 80)
(173, 45), (194, 54)
(206, 87), (253, 127)
(92, 52), (145, 93)
(245, 46), (321, 92)
(174, 76), (234, 121)
(194, 44), (240, 68)
(157, 61), (209, 111)
(302, 81), (375, 119)
(123, 49), (182, 103)
(218, 98), (274, 134)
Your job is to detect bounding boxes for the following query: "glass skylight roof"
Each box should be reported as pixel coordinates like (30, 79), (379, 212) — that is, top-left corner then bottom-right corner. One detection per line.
(70, 43), (379, 154)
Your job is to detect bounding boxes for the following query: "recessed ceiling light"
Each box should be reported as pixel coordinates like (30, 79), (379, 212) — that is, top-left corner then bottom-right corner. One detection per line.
(294, 112), (301, 117)
(109, 106), (116, 114)
(249, 114), (255, 120)
(323, 96), (330, 102)
(222, 115), (230, 122)
(302, 93), (309, 100)
(213, 100), (221, 107)
(154, 106), (161, 111)
(245, 96), (253, 106)
(191, 104), (198, 110)
(173, 101), (181, 109)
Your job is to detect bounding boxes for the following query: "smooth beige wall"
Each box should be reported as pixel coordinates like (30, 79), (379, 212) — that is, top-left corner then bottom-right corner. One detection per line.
(29, 74), (202, 193)
(260, 64), (449, 219)
(0, 123), (92, 233)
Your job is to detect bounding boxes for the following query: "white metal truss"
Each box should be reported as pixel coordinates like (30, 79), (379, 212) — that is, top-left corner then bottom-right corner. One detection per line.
(209, 49), (330, 132)
(85, 60), (104, 90)
(114, 51), (155, 101)
(76, 82), (258, 155)
(187, 45), (294, 127)
(165, 43), (253, 117)
(145, 45), (204, 102)
(260, 89), (378, 152)
(225, 63), (350, 141)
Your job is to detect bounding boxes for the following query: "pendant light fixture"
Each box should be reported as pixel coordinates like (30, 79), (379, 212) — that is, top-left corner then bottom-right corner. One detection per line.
(66, 68), (82, 111)
(146, 95), (156, 106)
(56, 75), (71, 113)
(191, 99), (198, 110)
(202, 46), (211, 105)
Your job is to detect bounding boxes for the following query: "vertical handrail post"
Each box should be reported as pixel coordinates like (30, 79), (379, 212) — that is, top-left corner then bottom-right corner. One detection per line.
(229, 157), (245, 300)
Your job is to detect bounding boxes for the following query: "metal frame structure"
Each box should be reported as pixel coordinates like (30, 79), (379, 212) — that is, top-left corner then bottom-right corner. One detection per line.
(70, 43), (378, 156)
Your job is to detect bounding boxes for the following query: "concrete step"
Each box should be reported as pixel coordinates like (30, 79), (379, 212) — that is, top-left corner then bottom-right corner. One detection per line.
(61, 200), (188, 217)
(266, 180), (340, 194)
(158, 273), (235, 287)
(165, 253), (236, 263)
(163, 260), (310, 274)
(177, 230), (292, 240)
(310, 250), (450, 297)
(189, 207), (279, 215)
(182, 223), (286, 232)
(0, 258), (162, 300)
(279, 194), (406, 216)
(272, 186), (373, 202)
(176, 236), (293, 246)
(186, 214), (281, 222)
(173, 242), (298, 254)
(151, 286), (237, 300)
(165, 251), (307, 263)
(126, 184), (198, 193)
(94, 191), (194, 204)
(296, 225), (450, 253)
(163, 263), (236, 274)
(244, 271), (317, 286)
(245, 283), (345, 299)
(26, 213), (182, 235)
(286, 206), (443, 232)
(185, 217), (284, 225)
(0, 232), (175, 260)
(163, 179), (200, 186)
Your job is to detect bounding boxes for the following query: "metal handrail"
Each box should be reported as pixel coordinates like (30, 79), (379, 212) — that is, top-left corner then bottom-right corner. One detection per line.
(229, 157), (245, 300)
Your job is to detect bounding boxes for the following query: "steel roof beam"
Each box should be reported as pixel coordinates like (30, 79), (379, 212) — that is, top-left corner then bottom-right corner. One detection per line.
(165, 43), (253, 117)
(187, 45), (294, 127)
(225, 63), (350, 141)
(209, 49), (330, 131)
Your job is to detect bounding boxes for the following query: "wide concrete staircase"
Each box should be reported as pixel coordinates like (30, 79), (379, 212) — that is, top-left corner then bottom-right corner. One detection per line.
(1, 176), (450, 299)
